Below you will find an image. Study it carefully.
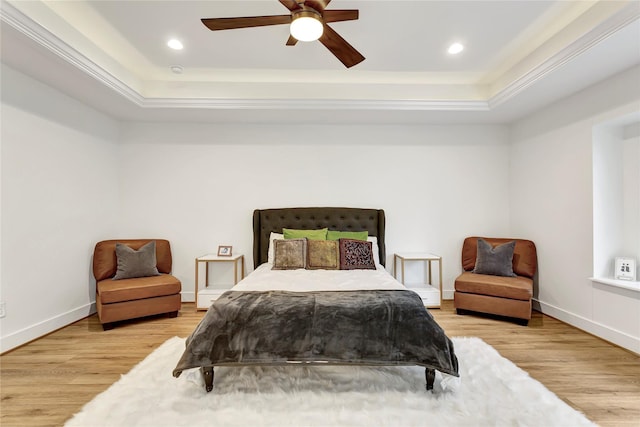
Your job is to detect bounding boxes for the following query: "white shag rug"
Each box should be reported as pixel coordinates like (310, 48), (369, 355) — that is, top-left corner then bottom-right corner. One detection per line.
(65, 337), (595, 427)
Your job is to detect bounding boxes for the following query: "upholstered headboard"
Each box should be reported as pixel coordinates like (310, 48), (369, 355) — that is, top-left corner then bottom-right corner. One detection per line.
(253, 207), (386, 268)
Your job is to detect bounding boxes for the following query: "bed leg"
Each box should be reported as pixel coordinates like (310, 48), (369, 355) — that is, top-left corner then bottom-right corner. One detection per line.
(425, 368), (435, 391)
(201, 366), (214, 392)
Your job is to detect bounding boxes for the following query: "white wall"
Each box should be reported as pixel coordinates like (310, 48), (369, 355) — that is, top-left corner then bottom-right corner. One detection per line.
(6, 58), (636, 354)
(118, 122), (511, 300)
(0, 64), (120, 352)
(509, 65), (640, 352)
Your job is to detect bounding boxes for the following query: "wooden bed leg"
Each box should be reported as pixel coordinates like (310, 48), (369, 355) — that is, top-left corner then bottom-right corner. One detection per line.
(425, 368), (435, 391)
(201, 366), (214, 392)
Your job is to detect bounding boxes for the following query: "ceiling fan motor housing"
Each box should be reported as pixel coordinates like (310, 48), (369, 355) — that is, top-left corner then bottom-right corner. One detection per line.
(290, 8), (323, 42)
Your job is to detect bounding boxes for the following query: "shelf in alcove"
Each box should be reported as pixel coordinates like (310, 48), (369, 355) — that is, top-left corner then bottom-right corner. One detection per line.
(590, 277), (640, 293)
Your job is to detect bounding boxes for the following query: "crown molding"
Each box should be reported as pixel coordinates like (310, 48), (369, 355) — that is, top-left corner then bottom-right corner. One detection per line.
(141, 97), (489, 111)
(1, 1), (488, 113)
(1, 0), (635, 115)
(489, 3), (640, 108)
(1, 0), (145, 106)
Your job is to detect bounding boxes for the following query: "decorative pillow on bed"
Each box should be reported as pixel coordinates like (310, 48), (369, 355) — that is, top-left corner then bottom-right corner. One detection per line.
(283, 228), (328, 240)
(368, 236), (381, 265)
(339, 238), (376, 270)
(327, 230), (368, 241)
(267, 232), (284, 264)
(272, 238), (307, 270)
(306, 240), (340, 270)
(473, 238), (517, 277)
(113, 241), (160, 280)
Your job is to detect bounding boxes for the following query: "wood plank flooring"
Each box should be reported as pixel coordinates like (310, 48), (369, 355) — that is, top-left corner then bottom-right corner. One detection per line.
(1, 301), (639, 426)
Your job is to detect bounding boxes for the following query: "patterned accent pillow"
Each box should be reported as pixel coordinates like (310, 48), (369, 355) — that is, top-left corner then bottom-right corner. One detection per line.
(473, 238), (517, 277)
(339, 238), (376, 270)
(272, 238), (307, 270)
(306, 240), (339, 270)
(113, 241), (160, 280)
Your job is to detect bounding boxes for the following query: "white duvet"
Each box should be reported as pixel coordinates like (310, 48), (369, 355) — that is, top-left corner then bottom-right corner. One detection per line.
(232, 263), (407, 292)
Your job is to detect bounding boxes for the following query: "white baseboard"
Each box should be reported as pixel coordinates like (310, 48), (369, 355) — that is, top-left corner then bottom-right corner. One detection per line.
(534, 299), (640, 354)
(0, 302), (96, 353)
(182, 291), (195, 303)
(442, 290), (454, 300)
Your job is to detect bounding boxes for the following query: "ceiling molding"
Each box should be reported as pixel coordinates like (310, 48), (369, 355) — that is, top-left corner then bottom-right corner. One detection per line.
(142, 98), (490, 111)
(489, 3), (640, 108)
(1, 0), (145, 106)
(1, 1), (490, 113)
(1, 0), (637, 118)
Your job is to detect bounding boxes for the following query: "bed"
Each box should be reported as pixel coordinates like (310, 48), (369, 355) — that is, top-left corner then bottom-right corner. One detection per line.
(173, 207), (459, 393)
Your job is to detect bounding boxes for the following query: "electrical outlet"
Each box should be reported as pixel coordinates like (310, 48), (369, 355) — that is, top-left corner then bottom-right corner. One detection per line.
(0, 302), (5, 318)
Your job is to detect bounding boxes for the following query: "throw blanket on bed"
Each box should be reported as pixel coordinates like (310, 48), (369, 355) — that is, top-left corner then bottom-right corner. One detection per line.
(173, 290), (459, 378)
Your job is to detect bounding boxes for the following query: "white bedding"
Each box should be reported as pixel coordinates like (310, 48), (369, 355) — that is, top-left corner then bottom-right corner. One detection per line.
(232, 263), (407, 292)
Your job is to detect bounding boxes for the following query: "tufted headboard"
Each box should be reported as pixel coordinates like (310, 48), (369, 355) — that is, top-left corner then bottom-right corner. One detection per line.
(253, 207), (386, 268)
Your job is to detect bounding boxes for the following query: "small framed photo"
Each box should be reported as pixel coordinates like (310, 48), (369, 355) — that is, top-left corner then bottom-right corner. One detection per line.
(217, 245), (233, 257)
(615, 257), (636, 281)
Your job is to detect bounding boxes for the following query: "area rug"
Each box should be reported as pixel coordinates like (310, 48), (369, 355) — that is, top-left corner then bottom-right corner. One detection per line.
(65, 337), (595, 427)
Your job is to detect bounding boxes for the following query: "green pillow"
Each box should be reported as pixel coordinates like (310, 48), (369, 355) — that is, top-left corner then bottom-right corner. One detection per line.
(283, 228), (328, 240)
(327, 230), (368, 241)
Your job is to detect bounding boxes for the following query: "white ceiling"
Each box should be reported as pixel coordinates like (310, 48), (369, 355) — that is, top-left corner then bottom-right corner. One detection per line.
(1, 0), (639, 124)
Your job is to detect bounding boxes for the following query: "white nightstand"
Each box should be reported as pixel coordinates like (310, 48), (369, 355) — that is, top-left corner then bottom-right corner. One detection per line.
(195, 253), (245, 311)
(393, 252), (442, 308)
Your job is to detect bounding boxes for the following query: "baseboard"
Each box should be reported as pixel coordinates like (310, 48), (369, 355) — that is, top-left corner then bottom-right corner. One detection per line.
(534, 299), (640, 354)
(182, 291), (195, 303)
(442, 290), (454, 300)
(0, 302), (96, 353)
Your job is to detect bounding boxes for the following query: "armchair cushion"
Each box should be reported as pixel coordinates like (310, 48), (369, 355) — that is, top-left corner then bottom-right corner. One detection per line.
(455, 271), (533, 301)
(93, 239), (173, 282)
(98, 274), (181, 304)
(462, 237), (537, 278)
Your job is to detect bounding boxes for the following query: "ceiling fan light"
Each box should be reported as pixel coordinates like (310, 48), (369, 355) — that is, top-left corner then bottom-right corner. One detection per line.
(290, 12), (323, 42)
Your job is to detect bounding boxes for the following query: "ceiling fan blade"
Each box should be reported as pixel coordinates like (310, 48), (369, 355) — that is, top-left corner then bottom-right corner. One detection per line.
(286, 34), (298, 46)
(279, 0), (302, 11)
(318, 24), (365, 68)
(305, 0), (332, 11)
(201, 15), (291, 31)
(323, 10), (359, 23)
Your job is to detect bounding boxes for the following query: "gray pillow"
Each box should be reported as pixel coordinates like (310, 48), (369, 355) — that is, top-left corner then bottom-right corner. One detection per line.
(272, 238), (307, 270)
(473, 238), (517, 277)
(113, 241), (160, 280)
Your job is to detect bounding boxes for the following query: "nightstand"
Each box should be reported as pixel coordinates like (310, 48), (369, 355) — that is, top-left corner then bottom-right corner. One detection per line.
(393, 252), (442, 308)
(195, 253), (245, 311)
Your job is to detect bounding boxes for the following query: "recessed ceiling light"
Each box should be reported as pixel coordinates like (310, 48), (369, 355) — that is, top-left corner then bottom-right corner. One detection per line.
(448, 42), (464, 55)
(167, 39), (183, 50)
(170, 65), (183, 74)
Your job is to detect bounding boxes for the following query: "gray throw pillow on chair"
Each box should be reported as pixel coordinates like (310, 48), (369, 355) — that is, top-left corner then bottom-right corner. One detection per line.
(113, 241), (160, 280)
(473, 238), (517, 277)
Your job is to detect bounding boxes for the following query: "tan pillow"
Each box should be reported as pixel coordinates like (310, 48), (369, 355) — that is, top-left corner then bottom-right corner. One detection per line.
(272, 238), (307, 270)
(306, 240), (339, 270)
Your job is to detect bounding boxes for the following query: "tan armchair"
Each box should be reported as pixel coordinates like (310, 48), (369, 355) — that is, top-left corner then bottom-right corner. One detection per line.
(454, 237), (537, 325)
(93, 239), (182, 330)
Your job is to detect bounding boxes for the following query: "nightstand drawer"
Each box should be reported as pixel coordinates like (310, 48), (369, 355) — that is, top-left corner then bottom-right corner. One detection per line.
(406, 284), (441, 307)
(195, 254), (245, 311)
(196, 289), (229, 310)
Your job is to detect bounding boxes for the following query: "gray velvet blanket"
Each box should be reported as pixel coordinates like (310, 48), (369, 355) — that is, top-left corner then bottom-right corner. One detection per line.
(173, 290), (458, 378)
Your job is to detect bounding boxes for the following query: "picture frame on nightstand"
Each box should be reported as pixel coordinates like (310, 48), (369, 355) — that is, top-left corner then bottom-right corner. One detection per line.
(614, 257), (636, 281)
(217, 245), (233, 257)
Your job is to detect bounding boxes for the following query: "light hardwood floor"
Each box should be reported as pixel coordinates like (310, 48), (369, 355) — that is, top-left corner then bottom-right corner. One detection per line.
(1, 301), (639, 426)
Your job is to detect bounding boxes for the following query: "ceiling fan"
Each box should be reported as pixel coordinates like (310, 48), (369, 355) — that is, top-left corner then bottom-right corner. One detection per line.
(201, 0), (365, 68)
